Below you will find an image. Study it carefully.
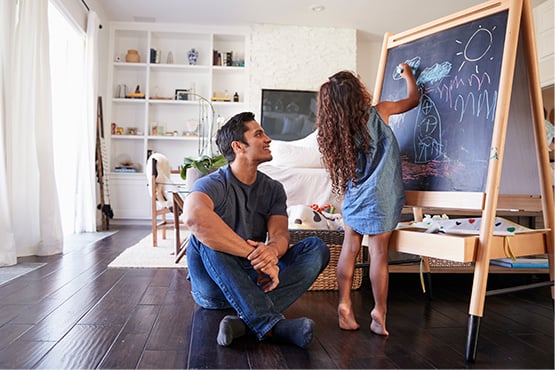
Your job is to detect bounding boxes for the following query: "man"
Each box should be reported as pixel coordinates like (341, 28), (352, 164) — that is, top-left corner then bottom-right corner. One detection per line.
(182, 112), (330, 348)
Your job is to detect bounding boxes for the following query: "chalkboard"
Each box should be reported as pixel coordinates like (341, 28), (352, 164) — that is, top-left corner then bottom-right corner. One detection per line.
(375, 1), (553, 363)
(380, 10), (509, 192)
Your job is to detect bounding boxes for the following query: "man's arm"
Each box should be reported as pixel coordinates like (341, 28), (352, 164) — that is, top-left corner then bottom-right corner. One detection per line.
(247, 214), (289, 292)
(182, 191), (255, 258)
(264, 214), (290, 258)
(247, 214), (289, 270)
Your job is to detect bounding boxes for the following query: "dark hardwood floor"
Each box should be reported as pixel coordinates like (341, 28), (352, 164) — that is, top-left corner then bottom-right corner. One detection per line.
(0, 226), (552, 369)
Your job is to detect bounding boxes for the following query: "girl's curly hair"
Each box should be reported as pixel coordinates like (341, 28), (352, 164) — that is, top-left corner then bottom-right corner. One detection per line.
(316, 71), (372, 195)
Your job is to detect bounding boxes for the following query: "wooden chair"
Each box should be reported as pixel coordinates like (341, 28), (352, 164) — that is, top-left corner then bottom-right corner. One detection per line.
(147, 154), (179, 247)
(173, 191), (188, 263)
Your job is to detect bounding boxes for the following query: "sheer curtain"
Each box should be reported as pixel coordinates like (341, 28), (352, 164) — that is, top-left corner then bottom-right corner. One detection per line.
(74, 10), (100, 232)
(50, 2), (83, 234)
(2, 0), (63, 260)
(49, 3), (98, 234)
(0, 0), (17, 266)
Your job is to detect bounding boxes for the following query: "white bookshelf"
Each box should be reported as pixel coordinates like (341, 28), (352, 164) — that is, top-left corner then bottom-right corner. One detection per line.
(106, 23), (248, 219)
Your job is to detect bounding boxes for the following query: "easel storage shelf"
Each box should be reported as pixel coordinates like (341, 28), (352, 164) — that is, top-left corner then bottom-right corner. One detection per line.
(373, 0), (553, 363)
(391, 228), (547, 263)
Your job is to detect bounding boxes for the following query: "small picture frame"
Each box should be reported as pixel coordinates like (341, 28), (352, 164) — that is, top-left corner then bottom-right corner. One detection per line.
(175, 89), (190, 101)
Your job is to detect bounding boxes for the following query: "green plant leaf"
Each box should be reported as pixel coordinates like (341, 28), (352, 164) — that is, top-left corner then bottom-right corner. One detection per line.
(183, 157), (195, 166)
(181, 154), (227, 180)
(211, 154), (227, 168)
(180, 166), (187, 180)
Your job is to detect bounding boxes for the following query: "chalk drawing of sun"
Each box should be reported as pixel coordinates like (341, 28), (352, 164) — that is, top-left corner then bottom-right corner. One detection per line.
(455, 25), (496, 73)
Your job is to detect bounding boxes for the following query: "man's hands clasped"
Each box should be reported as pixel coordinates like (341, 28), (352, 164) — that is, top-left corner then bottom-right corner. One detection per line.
(246, 240), (280, 292)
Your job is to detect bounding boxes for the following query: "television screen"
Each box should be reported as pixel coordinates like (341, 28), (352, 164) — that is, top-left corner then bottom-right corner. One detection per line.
(260, 89), (317, 141)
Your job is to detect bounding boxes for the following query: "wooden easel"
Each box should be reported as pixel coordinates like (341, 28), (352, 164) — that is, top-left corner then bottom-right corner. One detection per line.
(373, 0), (553, 362)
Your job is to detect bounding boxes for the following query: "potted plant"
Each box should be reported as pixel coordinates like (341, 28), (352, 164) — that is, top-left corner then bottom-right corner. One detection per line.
(180, 153), (227, 180)
(179, 92), (228, 188)
(180, 153), (226, 190)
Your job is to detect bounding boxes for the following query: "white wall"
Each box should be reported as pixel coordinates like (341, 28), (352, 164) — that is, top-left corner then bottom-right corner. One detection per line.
(49, 0), (87, 30)
(92, 0), (552, 120)
(534, 0), (554, 87)
(248, 24), (357, 118)
(356, 37), (383, 96)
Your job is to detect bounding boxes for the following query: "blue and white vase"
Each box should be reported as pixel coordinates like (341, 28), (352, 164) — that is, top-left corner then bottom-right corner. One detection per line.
(187, 48), (199, 65)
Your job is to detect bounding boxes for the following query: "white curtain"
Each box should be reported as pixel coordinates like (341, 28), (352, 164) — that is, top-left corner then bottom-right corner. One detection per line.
(73, 10), (99, 233)
(0, 0), (17, 266)
(49, 1), (83, 235)
(3, 0), (63, 259)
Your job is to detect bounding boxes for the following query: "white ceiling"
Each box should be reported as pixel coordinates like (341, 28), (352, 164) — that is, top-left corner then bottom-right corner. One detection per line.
(99, 0), (520, 40)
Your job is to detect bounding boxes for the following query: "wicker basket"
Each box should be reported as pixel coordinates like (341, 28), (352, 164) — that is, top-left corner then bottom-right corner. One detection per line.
(289, 229), (363, 291)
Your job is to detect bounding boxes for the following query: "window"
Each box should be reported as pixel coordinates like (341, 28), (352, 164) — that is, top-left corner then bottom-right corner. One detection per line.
(48, 1), (86, 234)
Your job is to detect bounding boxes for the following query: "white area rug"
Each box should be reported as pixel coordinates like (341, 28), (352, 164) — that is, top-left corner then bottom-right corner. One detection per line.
(108, 232), (188, 269)
(0, 263), (47, 286)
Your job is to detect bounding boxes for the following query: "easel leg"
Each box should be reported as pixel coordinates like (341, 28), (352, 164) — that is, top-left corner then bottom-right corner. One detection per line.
(425, 272), (433, 300)
(465, 314), (481, 362)
(421, 256), (433, 299)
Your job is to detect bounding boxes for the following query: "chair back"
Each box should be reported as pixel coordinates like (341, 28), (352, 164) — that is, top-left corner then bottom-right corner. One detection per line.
(146, 153), (172, 208)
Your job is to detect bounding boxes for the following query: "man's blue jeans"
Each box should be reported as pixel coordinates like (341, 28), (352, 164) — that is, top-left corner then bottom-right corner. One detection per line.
(186, 236), (330, 340)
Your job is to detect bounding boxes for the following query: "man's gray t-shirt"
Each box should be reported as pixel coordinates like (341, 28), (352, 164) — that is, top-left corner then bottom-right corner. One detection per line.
(191, 165), (288, 242)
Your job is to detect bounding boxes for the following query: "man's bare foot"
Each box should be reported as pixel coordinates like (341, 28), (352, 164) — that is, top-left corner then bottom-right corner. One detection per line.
(370, 309), (389, 336)
(338, 303), (360, 330)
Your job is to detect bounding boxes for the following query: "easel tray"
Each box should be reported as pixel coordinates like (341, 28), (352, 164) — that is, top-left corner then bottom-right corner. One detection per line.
(390, 228), (549, 263)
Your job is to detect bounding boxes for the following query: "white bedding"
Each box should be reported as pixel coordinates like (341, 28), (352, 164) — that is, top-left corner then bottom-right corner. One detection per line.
(258, 131), (343, 210)
(258, 163), (343, 211)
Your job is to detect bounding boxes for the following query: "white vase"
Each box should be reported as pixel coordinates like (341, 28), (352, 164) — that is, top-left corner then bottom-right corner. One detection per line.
(184, 167), (204, 191)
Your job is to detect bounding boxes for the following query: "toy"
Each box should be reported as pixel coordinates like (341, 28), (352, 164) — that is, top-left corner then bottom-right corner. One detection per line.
(287, 205), (329, 230)
(321, 209), (344, 231)
(287, 204), (344, 230)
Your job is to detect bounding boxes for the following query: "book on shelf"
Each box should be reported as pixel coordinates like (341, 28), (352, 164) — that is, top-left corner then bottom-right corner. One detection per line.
(490, 257), (549, 269)
(114, 166), (137, 173)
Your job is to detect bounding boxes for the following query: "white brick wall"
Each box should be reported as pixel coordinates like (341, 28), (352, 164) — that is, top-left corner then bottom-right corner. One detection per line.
(248, 24), (357, 118)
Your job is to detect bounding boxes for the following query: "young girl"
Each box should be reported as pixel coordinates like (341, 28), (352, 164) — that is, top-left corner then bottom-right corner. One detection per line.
(316, 64), (419, 335)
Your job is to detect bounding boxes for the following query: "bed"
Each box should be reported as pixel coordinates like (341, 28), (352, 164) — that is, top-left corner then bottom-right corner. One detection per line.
(258, 131), (343, 211)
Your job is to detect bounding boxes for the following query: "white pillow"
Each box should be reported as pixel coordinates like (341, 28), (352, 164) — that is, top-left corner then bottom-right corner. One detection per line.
(269, 131), (323, 168)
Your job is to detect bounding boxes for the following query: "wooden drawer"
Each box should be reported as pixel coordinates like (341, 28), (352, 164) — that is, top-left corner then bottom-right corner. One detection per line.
(390, 228), (548, 263)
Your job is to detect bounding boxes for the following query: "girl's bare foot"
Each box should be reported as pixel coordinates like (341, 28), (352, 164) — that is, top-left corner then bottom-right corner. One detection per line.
(338, 303), (360, 330)
(370, 309), (389, 336)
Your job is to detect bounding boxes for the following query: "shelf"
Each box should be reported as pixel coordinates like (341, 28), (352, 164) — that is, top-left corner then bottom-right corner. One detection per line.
(211, 101), (243, 107)
(147, 135), (199, 141)
(113, 62), (148, 69)
(391, 228), (548, 263)
(112, 98), (146, 104)
(389, 264), (549, 274)
(212, 65), (246, 72)
(148, 99), (202, 105)
(111, 135), (144, 140)
(149, 63), (209, 71)
(109, 172), (145, 177)
(108, 24), (247, 219)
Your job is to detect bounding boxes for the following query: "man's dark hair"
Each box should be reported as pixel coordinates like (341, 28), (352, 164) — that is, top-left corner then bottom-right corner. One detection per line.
(216, 112), (255, 162)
